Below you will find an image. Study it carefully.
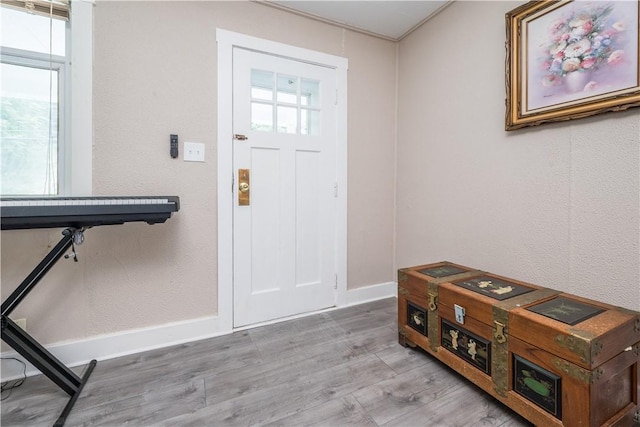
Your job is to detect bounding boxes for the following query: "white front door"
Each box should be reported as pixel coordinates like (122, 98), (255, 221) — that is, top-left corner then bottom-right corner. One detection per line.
(232, 47), (338, 327)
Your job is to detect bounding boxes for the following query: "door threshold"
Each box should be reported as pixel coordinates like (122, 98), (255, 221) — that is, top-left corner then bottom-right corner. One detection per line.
(233, 304), (337, 332)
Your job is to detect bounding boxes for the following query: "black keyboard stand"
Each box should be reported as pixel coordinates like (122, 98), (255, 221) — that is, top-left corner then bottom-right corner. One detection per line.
(1, 228), (97, 427)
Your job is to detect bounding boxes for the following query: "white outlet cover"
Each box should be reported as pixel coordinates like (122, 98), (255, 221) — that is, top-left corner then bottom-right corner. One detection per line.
(184, 142), (205, 162)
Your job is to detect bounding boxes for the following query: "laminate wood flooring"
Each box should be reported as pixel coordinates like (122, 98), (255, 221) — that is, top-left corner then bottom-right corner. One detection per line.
(1, 298), (532, 426)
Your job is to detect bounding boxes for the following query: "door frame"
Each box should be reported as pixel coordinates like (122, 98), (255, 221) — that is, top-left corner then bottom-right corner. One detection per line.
(216, 29), (348, 331)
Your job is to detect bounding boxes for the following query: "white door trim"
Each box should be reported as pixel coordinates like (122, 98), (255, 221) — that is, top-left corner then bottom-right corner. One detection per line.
(216, 29), (348, 332)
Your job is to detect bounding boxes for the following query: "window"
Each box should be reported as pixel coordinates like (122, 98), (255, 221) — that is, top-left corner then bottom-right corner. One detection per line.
(1, 4), (68, 195)
(250, 69), (321, 136)
(1, 61), (63, 195)
(1, 0), (92, 197)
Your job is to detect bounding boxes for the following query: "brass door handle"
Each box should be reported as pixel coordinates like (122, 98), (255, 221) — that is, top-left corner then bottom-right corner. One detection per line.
(238, 169), (250, 205)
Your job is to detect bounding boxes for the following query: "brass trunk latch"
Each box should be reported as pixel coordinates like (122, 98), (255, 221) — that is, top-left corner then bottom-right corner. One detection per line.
(494, 321), (507, 344)
(428, 292), (437, 312)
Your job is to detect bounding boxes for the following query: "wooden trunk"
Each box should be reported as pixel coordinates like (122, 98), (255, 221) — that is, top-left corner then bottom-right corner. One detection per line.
(397, 261), (640, 427)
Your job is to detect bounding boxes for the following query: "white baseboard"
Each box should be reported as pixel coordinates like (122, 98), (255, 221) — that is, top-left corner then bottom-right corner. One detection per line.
(1, 315), (226, 381)
(1, 281), (398, 381)
(346, 281), (397, 305)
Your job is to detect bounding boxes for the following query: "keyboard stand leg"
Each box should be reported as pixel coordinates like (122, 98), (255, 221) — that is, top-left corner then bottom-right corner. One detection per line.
(1, 228), (97, 426)
(2, 228), (76, 316)
(54, 360), (97, 427)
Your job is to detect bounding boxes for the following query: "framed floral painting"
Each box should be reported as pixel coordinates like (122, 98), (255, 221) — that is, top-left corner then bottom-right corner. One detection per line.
(506, 0), (640, 130)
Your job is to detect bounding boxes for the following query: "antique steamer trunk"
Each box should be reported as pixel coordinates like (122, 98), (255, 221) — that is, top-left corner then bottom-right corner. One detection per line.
(397, 262), (640, 427)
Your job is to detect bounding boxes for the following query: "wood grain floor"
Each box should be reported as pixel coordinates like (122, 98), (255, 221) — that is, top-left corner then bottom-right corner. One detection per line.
(1, 298), (532, 426)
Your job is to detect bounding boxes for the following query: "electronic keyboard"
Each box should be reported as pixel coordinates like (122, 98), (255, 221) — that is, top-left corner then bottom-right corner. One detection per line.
(1, 196), (180, 230)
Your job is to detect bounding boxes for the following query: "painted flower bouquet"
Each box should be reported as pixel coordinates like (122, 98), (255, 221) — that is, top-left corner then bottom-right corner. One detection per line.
(540, 3), (627, 89)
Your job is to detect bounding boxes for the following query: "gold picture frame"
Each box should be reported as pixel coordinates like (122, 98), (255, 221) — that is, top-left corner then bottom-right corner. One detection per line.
(505, 0), (640, 131)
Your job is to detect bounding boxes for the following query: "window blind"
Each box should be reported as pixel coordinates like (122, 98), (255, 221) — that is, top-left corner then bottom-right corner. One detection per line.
(1, 0), (69, 20)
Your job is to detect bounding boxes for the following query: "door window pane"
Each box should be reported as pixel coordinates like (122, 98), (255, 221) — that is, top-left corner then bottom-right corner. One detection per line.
(277, 106), (297, 134)
(251, 69), (273, 101)
(301, 109), (320, 136)
(277, 75), (297, 104)
(1, 63), (59, 195)
(301, 79), (320, 107)
(251, 102), (273, 132)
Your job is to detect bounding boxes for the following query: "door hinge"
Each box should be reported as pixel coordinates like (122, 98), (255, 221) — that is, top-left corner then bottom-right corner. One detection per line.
(333, 183), (338, 198)
(335, 89), (338, 105)
(334, 274), (338, 290)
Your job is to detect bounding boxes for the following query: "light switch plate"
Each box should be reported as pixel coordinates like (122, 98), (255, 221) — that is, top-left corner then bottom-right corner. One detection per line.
(184, 142), (205, 162)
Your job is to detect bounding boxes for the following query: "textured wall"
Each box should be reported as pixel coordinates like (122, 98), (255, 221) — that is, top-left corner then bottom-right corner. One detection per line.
(4, 0), (637, 355)
(396, 1), (640, 310)
(0, 1), (397, 347)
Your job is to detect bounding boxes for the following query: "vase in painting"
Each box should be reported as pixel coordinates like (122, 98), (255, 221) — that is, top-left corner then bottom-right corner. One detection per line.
(564, 70), (592, 94)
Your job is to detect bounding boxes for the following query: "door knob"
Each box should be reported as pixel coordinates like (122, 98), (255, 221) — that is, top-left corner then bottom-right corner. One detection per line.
(238, 169), (250, 206)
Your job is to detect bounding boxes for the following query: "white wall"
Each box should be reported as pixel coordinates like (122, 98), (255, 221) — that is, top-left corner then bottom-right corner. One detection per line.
(0, 1), (397, 359)
(396, 1), (640, 310)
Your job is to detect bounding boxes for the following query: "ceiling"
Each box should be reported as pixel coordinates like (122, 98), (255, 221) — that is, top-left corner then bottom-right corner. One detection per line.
(260, 1), (452, 41)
